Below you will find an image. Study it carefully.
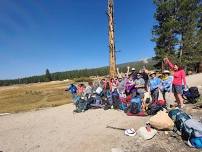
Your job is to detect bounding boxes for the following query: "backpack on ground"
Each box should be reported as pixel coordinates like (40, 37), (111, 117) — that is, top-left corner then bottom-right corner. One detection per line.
(183, 87), (200, 104)
(168, 109), (191, 132)
(112, 89), (120, 109)
(127, 96), (142, 114)
(189, 137), (202, 149)
(146, 100), (166, 115)
(74, 99), (88, 113)
(181, 119), (202, 140)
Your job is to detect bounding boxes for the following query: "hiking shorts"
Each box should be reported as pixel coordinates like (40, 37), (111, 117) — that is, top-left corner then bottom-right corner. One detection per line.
(172, 84), (183, 95)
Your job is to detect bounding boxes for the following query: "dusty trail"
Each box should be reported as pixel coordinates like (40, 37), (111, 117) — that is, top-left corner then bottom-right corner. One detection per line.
(0, 74), (201, 152)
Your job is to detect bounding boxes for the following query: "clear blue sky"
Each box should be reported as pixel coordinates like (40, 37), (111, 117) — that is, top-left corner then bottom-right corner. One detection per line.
(0, 0), (156, 80)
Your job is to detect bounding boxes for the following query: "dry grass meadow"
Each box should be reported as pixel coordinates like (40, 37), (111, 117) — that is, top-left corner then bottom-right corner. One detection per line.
(0, 80), (73, 113)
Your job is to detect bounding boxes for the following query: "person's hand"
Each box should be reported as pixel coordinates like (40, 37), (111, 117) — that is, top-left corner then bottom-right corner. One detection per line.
(127, 66), (130, 69)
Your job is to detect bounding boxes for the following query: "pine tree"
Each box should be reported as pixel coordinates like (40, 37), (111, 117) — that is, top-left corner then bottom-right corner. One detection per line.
(153, 0), (202, 71)
(152, 0), (178, 68)
(45, 69), (52, 82)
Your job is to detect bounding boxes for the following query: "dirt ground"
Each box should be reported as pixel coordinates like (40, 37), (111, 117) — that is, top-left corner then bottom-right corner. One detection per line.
(0, 74), (202, 152)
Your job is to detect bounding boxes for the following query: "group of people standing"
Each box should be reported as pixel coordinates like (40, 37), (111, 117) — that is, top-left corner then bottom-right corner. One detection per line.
(67, 58), (187, 113)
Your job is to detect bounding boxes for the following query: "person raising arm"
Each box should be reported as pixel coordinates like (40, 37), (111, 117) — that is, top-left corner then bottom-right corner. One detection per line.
(163, 58), (187, 108)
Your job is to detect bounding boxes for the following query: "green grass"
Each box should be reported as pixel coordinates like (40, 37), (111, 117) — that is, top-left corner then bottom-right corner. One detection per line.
(0, 81), (73, 113)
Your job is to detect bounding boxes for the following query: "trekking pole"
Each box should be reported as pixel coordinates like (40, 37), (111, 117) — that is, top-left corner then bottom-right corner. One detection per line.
(106, 125), (126, 131)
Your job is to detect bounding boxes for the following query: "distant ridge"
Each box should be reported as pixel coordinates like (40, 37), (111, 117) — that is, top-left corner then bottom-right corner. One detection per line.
(0, 59), (156, 86)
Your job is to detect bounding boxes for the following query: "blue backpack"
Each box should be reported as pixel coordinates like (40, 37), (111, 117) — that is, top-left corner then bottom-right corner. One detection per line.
(129, 96), (142, 114)
(182, 119), (202, 139)
(168, 109), (191, 132)
(189, 137), (202, 149)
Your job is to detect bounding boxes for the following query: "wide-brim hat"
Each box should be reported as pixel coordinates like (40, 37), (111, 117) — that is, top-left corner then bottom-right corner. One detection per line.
(162, 70), (170, 74)
(149, 71), (156, 76)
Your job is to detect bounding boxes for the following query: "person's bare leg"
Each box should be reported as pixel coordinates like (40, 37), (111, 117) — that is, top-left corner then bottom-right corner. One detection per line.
(177, 93), (184, 108)
(174, 93), (180, 106)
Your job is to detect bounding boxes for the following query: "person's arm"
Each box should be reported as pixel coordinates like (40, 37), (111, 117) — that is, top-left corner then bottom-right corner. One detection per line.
(126, 66), (130, 77)
(117, 68), (121, 78)
(157, 78), (162, 89)
(164, 58), (174, 69)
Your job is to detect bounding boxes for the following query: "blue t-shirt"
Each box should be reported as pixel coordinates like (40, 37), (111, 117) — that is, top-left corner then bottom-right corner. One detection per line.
(149, 77), (161, 91)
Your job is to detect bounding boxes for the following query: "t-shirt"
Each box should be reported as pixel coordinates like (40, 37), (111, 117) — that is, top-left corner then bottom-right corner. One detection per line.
(134, 78), (145, 87)
(166, 60), (186, 86)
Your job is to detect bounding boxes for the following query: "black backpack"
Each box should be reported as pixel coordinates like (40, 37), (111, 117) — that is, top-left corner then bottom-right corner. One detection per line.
(183, 87), (200, 104)
(146, 102), (165, 115)
(189, 87), (200, 98)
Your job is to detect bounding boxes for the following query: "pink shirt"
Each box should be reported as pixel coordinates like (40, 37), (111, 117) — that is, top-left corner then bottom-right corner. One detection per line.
(166, 60), (186, 86)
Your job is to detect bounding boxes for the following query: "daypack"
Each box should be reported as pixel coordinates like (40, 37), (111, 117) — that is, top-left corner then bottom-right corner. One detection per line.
(183, 87), (200, 104)
(112, 90), (120, 109)
(146, 99), (166, 115)
(168, 109), (191, 132)
(189, 137), (202, 148)
(128, 96), (142, 114)
(119, 102), (127, 111)
(74, 99), (88, 113)
(181, 119), (202, 140)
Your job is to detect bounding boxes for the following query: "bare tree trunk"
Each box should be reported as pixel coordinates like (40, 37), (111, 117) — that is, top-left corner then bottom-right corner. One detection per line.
(108, 0), (117, 78)
(199, 61), (202, 73)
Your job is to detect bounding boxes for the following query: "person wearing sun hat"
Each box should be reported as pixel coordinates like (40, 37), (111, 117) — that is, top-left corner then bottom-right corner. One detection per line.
(148, 71), (161, 102)
(160, 70), (173, 103)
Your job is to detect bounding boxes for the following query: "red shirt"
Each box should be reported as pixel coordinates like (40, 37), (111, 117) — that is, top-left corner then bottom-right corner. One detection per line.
(166, 60), (186, 86)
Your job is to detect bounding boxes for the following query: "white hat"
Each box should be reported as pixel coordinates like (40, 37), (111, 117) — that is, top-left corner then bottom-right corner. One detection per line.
(163, 70), (170, 74)
(131, 68), (136, 71)
(124, 128), (136, 137)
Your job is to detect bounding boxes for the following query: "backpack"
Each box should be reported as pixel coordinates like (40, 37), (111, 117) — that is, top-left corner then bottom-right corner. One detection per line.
(112, 91), (120, 109)
(147, 103), (164, 115)
(189, 87), (200, 98)
(189, 137), (202, 148)
(168, 109), (191, 132)
(181, 119), (202, 140)
(128, 102), (141, 114)
(128, 96), (142, 114)
(74, 99), (88, 113)
(183, 87), (200, 104)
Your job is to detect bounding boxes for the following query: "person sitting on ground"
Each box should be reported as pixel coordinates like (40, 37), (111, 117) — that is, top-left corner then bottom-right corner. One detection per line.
(148, 71), (161, 102)
(77, 83), (86, 96)
(84, 81), (94, 99)
(163, 57), (187, 108)
(160, 70), (173, 102)
(134, 72), (146, 98)
(126, 91), (142, 115)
